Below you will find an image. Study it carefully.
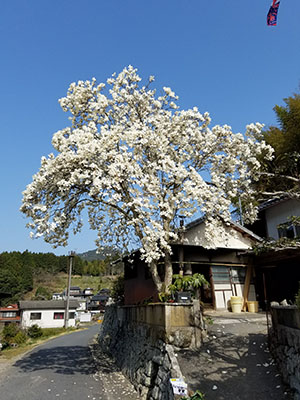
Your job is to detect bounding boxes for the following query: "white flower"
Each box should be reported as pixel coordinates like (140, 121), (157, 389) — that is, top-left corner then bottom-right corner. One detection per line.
(21, 65), (272, 272)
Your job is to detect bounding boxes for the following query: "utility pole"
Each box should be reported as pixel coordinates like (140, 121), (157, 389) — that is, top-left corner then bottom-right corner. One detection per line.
(64, 251), (75, 329)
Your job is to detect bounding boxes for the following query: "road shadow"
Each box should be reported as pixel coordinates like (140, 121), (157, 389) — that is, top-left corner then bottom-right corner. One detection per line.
(14, 345), (97, 375)
(178, 333), (293, 400)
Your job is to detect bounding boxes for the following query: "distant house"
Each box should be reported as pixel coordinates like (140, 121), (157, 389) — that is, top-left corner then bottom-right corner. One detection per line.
(87, 292), (109, 313)
(61, 286), (94, 300)
(19, 300), (79, 329)
(123, 218), (261, 310)
(66, 286), (82, 297)
(52, 293), (63, 300)
(53, 286), (94, 312)
(0, 304), (20, 329)
(83, 287), (94, 296)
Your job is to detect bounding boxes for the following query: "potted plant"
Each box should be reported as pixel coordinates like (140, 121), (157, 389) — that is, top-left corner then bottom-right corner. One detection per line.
(168, 273), (208, 303)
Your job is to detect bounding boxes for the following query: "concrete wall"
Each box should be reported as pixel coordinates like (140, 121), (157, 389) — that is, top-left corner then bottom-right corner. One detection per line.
(265, 199), (300, 239)
(98, 302), (205, 399)
(21, 309), (76, 328)
(270, 306), (300, 399)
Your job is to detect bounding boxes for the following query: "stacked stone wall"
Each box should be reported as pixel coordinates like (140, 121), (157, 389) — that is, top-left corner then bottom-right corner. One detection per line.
(270, 307), (300, 400)
(98, 304), (190, 400)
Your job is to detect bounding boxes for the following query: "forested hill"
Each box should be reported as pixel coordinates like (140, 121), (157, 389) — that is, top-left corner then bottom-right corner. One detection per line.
(0, 249), (120, 306)
(78, 247), (119, 261)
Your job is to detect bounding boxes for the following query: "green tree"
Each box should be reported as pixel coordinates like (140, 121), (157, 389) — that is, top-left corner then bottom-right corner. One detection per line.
(73, 256), (83, 275)
(255, 91), (300, 200)
(0, 253), (28, 304)
(58, 255), (68, 273)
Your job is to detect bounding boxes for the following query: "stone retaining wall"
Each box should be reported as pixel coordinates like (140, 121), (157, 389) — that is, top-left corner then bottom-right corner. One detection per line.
(270, 306), (300, 399)
(98, 302), (205, 399)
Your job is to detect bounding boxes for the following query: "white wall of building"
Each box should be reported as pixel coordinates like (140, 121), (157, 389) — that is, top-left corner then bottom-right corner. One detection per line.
(78, 312), (92, 322)
(183, 223), (254, 249)
(265, 199), (300, 239)
(21, 309), (76, 329)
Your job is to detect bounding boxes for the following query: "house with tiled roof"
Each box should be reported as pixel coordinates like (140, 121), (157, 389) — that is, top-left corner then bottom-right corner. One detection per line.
(19, 300), (80, 329)
(0, 304), (20, 329)
(123, 217), (261, 310)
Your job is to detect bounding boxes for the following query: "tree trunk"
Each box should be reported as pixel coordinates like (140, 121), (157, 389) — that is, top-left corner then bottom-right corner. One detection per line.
(164, 252), (173, 291)
(148, 252), (173, 295)
(149, 261), (163, 293)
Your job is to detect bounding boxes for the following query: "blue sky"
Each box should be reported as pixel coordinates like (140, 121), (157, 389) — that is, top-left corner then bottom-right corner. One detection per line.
(1, 0), (299, 255)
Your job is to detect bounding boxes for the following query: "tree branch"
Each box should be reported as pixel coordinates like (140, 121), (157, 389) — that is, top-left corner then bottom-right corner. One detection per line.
(258, 171), (300, 183)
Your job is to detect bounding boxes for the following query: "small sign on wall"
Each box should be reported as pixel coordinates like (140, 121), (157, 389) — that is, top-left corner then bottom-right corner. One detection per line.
(170, 378), (188, 396)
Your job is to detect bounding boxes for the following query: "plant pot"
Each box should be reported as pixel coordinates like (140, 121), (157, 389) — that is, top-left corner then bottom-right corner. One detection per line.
(175, 291), (191, 303)
(247, 301), (258, 313)
(231, 296), (243, 313)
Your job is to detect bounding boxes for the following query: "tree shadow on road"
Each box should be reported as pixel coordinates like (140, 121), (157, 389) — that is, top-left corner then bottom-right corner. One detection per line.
(14, 342), (123, 377)
(178, 333), (293, 400)
(14, 345), (97, 375)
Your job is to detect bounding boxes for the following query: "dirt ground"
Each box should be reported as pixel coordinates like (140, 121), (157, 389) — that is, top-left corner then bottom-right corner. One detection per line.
(177, 311), (294, 400)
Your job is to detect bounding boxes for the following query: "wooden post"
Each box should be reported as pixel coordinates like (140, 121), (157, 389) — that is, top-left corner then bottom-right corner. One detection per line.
(263, 272), (270, 335)
(242, 265), (253, 311)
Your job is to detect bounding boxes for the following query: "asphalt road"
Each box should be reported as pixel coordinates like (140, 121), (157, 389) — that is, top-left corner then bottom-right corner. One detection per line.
(0, 324), (136, 400)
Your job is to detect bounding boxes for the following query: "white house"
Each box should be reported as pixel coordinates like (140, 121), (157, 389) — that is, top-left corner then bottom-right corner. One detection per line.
(19, 300), (80, 329)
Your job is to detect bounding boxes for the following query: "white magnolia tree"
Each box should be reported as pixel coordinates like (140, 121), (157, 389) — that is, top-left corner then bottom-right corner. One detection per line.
(21, 66), (273, 292)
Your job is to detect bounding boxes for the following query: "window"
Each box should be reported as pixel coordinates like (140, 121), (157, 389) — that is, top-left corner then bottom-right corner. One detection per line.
(211, 266), (230, 284)
(30, 312), (42, 320)
(230, 267), (246, 284)
(4, 312), (17, 318)
(69, 312), (75, 319)
(278, 224), (300, 239)
(53, 312), (64, 320)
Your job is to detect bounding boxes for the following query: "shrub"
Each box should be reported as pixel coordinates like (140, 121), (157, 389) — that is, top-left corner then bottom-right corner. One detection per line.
(27, 324), (43, 339)
(1, 323), (28, 347)
(2, 323), (20, 345)
(111, 275), (124, 303)
(34, 286), (52, 300)
(14, 331), (28, 345)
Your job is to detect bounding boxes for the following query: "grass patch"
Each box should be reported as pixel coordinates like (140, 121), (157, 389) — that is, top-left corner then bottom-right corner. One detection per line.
(0, 327), (80, 361)
(40, 327), (75, 338)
